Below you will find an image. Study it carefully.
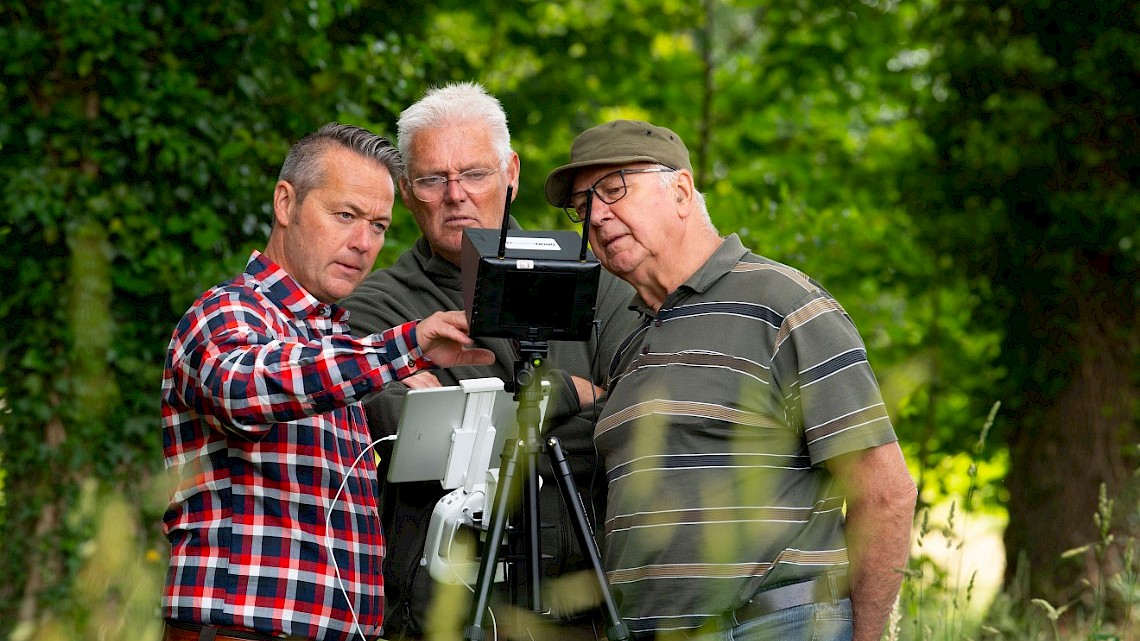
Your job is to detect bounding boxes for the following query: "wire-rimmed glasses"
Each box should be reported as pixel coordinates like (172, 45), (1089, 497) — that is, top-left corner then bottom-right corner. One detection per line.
(410, 167), (501, 202)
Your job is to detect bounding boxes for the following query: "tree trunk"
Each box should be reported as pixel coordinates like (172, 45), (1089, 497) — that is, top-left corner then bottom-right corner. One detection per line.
(15, 412), (67, 629)
(15, 217), (118, 629)
(1003, 261), (1140, 614)
(68, 218), (119, 417)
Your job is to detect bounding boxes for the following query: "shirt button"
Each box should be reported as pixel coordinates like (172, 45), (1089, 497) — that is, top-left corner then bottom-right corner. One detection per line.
(641, 345), (650, 355)
(318, 305), (331, 317)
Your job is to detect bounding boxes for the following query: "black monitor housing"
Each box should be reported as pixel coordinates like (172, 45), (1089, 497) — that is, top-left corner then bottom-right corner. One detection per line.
(460, 188), (600, 343)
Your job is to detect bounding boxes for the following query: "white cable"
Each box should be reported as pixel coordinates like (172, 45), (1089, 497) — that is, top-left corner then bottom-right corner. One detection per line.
(326, 434), (396, 641)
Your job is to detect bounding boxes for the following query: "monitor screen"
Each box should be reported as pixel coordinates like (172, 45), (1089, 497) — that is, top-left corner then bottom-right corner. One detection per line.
(500, 270), (577, 330)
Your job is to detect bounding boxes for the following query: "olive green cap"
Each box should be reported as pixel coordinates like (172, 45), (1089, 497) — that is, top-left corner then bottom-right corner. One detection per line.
(544, 119), (691, 207)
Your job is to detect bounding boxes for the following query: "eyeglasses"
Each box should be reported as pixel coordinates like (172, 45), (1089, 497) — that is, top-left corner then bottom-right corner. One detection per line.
(410, 167), (501, 202)
(564, 166), (677, 223)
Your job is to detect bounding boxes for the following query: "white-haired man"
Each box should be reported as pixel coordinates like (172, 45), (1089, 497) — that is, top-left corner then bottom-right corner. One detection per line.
(340, 84), (639, 639)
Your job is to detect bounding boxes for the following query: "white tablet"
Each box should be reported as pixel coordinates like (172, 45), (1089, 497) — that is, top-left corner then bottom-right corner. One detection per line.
(386, 382), (520, 485)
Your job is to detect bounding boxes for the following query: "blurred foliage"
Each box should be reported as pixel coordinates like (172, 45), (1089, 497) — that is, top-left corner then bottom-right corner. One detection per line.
(906, 0), (1140, 404)
(0, 0), (407, 625)
(903, 0), (1140, 603)
(1, 0), (1136, 634)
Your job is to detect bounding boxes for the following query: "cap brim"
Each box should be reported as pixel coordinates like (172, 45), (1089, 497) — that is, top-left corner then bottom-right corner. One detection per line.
(544, 155), (663, 207)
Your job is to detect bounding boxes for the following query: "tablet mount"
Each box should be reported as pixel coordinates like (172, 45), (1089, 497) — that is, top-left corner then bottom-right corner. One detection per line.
(458, 189), (629, 641)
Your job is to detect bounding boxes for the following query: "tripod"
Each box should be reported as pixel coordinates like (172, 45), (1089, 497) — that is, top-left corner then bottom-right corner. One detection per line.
(463, 340), (629, 641)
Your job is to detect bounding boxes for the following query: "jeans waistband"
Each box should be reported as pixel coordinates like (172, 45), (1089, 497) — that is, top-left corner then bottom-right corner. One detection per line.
(728, 574), (850, 627)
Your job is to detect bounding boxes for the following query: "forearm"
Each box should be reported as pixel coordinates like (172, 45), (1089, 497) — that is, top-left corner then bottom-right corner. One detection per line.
(542, 369), (583, 425)
(829, 442), (917, 641)
(845, 488), (915, 641)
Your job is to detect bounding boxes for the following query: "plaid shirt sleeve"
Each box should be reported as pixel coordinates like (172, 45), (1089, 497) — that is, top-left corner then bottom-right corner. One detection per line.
(166, 284), (429, 439)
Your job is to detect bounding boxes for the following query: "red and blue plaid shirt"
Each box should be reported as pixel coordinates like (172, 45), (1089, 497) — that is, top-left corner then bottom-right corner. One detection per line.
(162, 251), (428, 641)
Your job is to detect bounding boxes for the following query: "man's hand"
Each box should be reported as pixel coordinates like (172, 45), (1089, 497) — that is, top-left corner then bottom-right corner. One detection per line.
(414, 311), (495, 368)
(570, 375), (605, 407)
(402, 371), (443, 389)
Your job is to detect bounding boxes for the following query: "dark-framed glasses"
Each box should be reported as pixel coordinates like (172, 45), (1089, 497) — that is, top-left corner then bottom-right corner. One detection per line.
(564, 166), (677, 223)
(410, 167), (500, 202)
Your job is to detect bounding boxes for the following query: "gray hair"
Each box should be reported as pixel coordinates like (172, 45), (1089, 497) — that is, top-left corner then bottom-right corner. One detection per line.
(396, 82), (513, 173)
(278, 122), (401, 203)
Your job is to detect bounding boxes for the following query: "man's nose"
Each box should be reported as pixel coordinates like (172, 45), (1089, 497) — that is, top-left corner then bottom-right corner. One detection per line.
(348, 221), (376, 252)
(442, 176), (468, 202)
(587, 195), (612, 225)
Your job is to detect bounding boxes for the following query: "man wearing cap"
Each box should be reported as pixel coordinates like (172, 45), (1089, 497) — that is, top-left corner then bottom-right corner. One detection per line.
(543, 120), (917, 641)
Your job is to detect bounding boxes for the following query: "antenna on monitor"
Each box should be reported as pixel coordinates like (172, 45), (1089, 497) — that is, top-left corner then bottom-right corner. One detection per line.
(577, 198), (592, 262)
(497, 186), (513, 259)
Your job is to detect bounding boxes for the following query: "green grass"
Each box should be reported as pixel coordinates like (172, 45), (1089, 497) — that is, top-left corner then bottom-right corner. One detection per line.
(10, 398), (1140, 641)
(896, 402), (1140, 641)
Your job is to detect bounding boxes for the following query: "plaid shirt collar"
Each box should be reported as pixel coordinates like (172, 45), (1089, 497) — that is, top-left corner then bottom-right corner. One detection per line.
(245, 250), (350, 323)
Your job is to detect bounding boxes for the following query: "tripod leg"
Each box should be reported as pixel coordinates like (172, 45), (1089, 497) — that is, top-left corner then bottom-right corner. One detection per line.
(518, 405), (544, 613)
(464, 438), (523, 641)
(545, 437), (630, 641)
(466, 352), (552, 639)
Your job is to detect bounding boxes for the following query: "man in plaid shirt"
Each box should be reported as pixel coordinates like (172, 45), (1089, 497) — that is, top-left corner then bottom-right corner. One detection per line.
(161, 123), (494, 641)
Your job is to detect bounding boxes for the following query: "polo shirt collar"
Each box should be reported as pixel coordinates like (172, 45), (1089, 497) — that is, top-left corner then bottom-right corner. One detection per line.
(631, 234), (749, 314)
(679, 233), (749, 295)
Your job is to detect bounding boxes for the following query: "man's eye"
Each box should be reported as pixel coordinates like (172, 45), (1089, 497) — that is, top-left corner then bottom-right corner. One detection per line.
(464, 170), (493, 181)
(417, 176), (446, 186)
(371, 221), (388, 234)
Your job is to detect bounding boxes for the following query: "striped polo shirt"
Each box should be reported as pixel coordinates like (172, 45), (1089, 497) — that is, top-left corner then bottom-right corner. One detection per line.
(595, 234), (897, 637)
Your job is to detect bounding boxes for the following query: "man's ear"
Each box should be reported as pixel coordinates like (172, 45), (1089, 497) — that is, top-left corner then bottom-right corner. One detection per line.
(505, 151), (522, 200)
(398, 175), (413, 207)
(673, 170), (696, 214)
(272, 180), (295, 227)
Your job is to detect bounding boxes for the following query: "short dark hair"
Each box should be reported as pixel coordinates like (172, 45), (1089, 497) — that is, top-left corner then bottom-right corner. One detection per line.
(278, 123), (401, 203)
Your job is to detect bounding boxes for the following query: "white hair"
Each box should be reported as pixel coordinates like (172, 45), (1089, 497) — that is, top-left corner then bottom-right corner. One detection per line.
(396, 82), (512, 173)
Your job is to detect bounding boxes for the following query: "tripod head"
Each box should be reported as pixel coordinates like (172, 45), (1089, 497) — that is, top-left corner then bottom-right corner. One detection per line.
(509, 341), (552, 462)
(510, 339), (549, 395)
